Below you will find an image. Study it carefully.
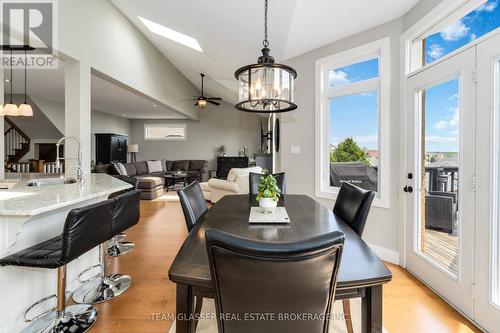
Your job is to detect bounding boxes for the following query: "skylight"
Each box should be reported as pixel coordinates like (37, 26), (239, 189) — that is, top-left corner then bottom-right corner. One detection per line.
(138, 16), (203, 52)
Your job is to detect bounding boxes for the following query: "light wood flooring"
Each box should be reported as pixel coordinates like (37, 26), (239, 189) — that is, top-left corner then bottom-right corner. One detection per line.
(89, 197), (481, 333)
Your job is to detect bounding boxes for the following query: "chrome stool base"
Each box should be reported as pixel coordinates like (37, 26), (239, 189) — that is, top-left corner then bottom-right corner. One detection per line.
(73, 274), (132, 304)
(21, 304), (98, 333)
(108, 241), (135, 257)
(116, 233), (126, 242)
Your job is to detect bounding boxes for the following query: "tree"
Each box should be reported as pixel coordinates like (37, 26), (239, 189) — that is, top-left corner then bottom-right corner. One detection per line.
(330, 137), (369, 164)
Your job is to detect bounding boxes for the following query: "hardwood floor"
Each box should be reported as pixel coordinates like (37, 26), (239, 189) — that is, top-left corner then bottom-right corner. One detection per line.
(90, 198), (481, 333)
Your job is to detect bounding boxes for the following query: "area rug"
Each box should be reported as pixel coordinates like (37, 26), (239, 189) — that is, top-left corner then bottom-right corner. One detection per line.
(168, 298), (388, 333)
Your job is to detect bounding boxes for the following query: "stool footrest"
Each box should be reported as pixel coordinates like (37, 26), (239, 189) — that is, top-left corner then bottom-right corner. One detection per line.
(24, 291), (71, 322)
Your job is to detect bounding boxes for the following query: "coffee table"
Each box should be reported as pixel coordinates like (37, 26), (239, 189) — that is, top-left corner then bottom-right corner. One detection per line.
(164, 173), (189, 192)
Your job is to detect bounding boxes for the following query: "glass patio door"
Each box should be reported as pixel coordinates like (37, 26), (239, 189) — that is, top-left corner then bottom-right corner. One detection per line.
(475, 31), (500, 333)
(405, 47), (476, 318)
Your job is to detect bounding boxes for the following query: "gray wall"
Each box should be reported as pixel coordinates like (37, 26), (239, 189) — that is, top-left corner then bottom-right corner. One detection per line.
(130, 102), (261, 169)
(277, 19), (404, 256)
(403, 0), (446, 31)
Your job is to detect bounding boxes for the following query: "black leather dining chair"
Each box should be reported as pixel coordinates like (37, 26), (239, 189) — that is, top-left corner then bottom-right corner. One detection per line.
(178, 181), (208, 232)
(206, 229), (345, 333)
(333, 182), (375, 333)
(249, 172), (286, 196)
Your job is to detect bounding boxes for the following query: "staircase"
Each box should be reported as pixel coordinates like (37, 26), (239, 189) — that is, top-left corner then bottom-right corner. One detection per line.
(4, 116), (31, 163)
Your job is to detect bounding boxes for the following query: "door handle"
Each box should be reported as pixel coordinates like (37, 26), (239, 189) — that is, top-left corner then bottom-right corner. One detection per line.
(403, 186), (413, 193)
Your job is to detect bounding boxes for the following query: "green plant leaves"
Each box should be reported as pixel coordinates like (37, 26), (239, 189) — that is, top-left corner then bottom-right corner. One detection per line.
(256, 174), (281, 202)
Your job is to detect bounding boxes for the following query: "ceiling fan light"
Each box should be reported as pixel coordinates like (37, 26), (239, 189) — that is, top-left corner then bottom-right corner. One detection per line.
(198, 99), (207, 108)
(4, 103), (19, 116)
(19, 103), (33, 116)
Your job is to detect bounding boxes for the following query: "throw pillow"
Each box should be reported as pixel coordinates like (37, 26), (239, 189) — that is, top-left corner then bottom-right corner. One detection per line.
(147, 160), (163, 173)
(114, 162), (127, 176)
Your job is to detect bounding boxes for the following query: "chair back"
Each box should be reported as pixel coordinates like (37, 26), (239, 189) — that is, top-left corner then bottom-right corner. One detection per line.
(249, 172), (286, 196)
(333, 182), (375, 237)
(61, 199), (114, 262)
(206, 229), (344, 333)
(178, 181), (208, 232)
(111, 189), (141, 235)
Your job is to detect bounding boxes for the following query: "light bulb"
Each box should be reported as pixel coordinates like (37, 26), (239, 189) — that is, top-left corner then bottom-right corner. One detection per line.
(198, 99), (207, 108)
(19, 103), (33, 116)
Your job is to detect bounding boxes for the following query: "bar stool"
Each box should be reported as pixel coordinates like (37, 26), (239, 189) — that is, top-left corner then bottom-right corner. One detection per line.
(108, 175), (139, 257)
(0, 199), (114, 333)
(73, 189), (141, 304)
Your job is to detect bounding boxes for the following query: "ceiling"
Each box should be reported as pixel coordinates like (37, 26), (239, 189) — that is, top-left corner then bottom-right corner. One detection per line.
(4, 64), (187, 119)
(111, 0), (420, 102)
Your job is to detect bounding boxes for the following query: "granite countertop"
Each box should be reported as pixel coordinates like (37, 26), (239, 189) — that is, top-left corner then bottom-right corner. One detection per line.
(0, 173), (131, 216)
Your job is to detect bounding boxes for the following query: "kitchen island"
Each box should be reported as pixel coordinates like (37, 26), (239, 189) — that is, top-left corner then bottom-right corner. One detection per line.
(0, 173), (131, 333)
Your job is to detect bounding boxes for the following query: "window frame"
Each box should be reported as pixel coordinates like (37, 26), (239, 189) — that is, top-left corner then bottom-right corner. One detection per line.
(144, 123), (187, 141)
(315, 38), (391, 208)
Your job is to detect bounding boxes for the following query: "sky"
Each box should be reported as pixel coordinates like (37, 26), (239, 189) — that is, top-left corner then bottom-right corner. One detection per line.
(328, 0), (499, 154)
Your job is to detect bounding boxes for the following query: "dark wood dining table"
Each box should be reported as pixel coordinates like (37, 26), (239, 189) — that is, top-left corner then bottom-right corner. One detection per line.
(168, 194), (392, 333)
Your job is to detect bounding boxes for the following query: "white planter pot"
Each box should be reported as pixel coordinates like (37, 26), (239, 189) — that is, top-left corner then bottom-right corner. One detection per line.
(259, 197), (277, 213)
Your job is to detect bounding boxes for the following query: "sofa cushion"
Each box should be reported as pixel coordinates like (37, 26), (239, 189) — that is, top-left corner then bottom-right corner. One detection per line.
(227, 167), (263, 182)
(172, 160), (189, 171)
(123, 163), (137, 176)
(115, 162), (127, 176)
(137, 176), (164, 189)
(134, 161), (149, 175)
(147, 160), (163, 173)
(188, 160), (206, 171)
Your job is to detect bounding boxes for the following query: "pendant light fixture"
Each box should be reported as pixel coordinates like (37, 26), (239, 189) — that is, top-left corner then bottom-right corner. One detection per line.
(3, 50), (19, 116)
(19, 50), (33, 116)
(234, 0), (297, 113)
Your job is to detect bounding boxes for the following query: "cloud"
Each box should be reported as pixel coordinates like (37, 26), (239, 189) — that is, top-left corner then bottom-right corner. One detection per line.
(440, 20), (470, 41)
(476, 1), (497, 12)
(434, 107), (459, 129)
(470, 33), (478, 41)
(353, 134), (378, 145)
(428, 44), (445, 60)
(329, 70), (350, 86)
(448, 94), (458, 100)
(426, 135), (458, 144)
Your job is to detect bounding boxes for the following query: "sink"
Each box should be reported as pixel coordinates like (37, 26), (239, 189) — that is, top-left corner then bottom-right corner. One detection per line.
(26, 178), (78, 187)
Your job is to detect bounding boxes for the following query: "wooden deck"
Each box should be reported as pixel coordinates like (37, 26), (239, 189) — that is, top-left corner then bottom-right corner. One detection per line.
(423, 229), (458, 274)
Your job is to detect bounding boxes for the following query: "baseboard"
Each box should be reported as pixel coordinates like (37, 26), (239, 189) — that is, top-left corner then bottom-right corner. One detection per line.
(367, 243), (400, 264)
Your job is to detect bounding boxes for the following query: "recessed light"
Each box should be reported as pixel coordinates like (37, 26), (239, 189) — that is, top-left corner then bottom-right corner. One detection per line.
(4, 79), (9, 82)
(138, 16), (203, 53)
(122, 114), (126, 117)
(152, 104), (157, 107)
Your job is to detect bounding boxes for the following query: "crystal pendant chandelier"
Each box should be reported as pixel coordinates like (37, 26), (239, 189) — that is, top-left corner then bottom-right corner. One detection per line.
(234, 0), (297, 113)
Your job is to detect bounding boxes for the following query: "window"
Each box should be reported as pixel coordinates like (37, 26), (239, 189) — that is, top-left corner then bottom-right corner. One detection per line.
(315, 38), (390, 207)
(493, 59), (500, 306)
(410, 0), (500, 70)
(144, 123), (186, 140)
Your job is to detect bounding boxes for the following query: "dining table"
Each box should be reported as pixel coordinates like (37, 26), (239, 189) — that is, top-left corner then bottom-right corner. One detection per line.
(168, 194), (392, 333)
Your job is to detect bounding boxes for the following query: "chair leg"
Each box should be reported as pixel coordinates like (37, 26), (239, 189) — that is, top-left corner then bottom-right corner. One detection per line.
(343, 299), (355, 333)
(193, 296), (203, 331)
(22, 266), (99, 333)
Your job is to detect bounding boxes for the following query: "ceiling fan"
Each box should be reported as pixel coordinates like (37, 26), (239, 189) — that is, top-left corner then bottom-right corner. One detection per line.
(183, 73), (222, 109)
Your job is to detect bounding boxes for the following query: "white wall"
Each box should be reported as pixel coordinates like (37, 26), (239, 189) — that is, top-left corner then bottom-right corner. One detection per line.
(278, 19), (403, 260)
(57, 0), (200, 120)
(130, 102), (261, 169)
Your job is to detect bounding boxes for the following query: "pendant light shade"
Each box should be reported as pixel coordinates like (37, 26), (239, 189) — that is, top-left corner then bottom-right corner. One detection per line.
(4, 103), (19, 116)
(234, 0), (297, 113)
(19, 103), (33, 116)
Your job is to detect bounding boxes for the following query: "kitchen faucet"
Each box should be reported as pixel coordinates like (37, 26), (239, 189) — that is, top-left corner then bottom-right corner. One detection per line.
(55, 136), (84, 182)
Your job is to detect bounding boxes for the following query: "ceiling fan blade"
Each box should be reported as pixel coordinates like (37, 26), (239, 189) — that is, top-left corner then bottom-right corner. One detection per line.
(194, 101), (199, 106)
(207, 100), (220, 106)
(181, 99), (197, 101)
(207, 97), (222, 100)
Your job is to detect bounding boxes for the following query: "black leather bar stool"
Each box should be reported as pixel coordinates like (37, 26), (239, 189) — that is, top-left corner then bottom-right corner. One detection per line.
(0, 199), (114, 333)
(108, 175), (139, 256)
(333, 182), (375, 333)
(73, 189), (141, 304)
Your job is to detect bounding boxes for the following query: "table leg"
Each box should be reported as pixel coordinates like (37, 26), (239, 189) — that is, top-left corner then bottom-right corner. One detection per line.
(176, 283), (194, 333)
(361, 285), (383, 333)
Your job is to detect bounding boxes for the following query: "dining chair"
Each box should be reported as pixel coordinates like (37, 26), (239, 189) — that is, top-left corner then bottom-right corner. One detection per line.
(249, 172), (286, 196)
(206, 229), (345, 333)
(178, 181), (208, 232)
(333, 181), (375, 333)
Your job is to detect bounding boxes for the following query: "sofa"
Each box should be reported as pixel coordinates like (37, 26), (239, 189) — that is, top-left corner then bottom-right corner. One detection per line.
(95, 159), (208, 200)
(204, 166), (263, 203)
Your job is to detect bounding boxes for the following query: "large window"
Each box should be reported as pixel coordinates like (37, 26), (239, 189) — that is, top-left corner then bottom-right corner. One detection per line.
(315, 38), (390, 207)
(410, 0), (500, 71)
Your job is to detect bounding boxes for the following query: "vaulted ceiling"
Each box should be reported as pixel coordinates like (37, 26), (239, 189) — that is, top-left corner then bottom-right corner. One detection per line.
(111, 0), (420, 103)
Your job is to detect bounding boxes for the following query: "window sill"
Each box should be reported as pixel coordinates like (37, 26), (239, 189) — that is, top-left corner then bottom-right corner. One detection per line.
(315, 188), (390, 209)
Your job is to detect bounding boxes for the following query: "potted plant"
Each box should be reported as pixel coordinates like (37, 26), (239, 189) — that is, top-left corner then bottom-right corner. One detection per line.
(216, 145), (227, 157)
(256, 174), (281, 213)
